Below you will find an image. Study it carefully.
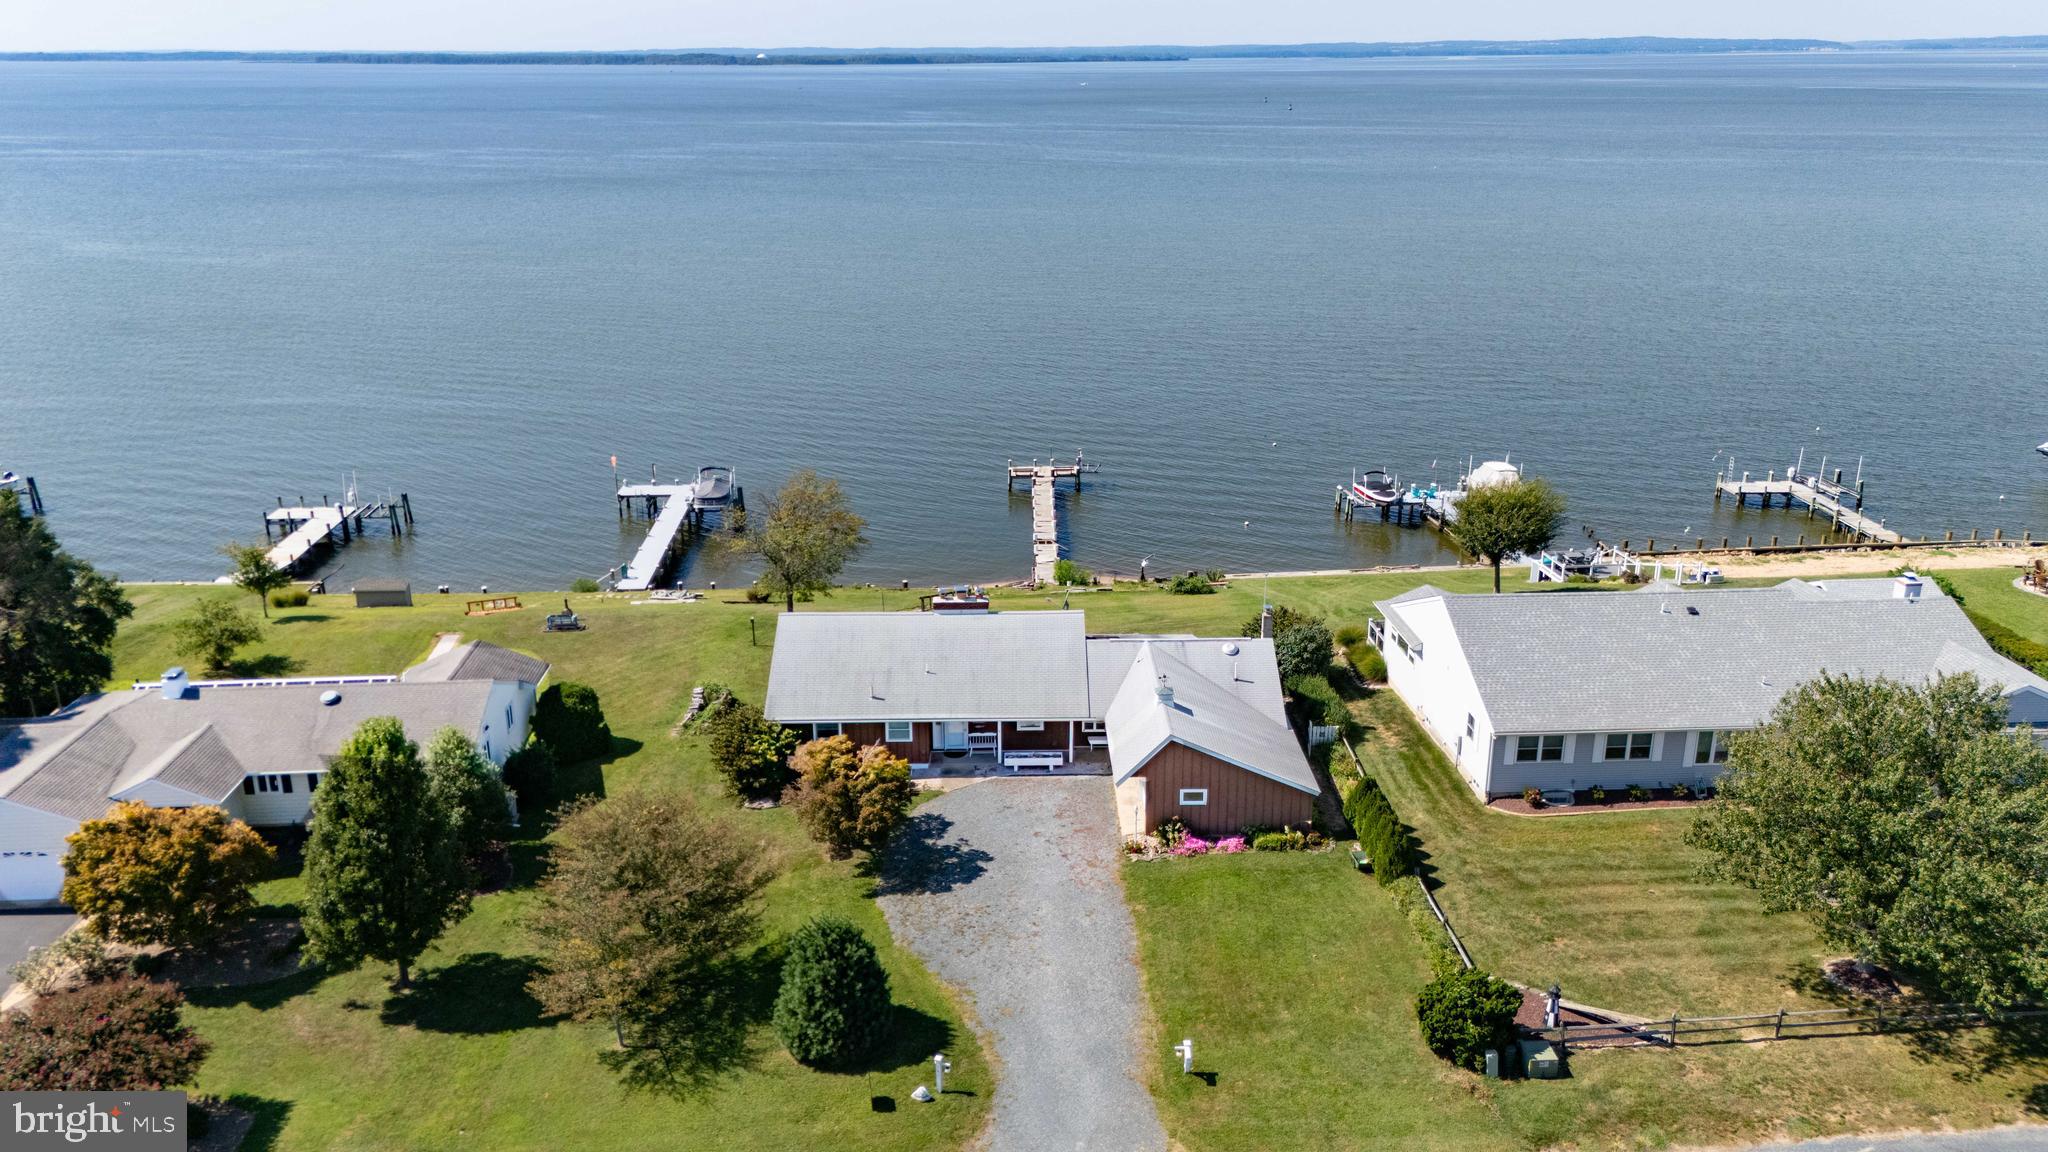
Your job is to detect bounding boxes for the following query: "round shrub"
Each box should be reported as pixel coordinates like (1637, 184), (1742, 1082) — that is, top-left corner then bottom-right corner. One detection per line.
(533, 682), (613, 764)
(1415, 967), (1523, 1072)
(773, 916), (892, 1068)
(570, 577), (601, 594)
(500, 742), (559, 815)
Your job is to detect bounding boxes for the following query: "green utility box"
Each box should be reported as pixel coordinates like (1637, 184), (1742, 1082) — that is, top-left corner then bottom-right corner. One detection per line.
(1521, 1040), (1565, 1079)
(1348, 849), (1371, 873)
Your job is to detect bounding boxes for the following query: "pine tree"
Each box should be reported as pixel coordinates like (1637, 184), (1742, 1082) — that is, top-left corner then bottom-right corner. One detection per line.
(772, 916), (892, 1067)
(302, 717), (470, 987)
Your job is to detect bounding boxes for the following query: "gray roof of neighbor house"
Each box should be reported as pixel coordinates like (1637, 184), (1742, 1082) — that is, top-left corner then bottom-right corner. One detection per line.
(352, 579), (412, 593)
(1375, 577), (2048, 734)
(766, 611), (1093, 722)
(1104, 643), (1318, 794)
(401, 641), (550, 686)
(0, 680), (499, 822)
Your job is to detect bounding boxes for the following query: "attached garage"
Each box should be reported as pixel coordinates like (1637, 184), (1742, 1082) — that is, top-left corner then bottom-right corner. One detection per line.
(0, 849), (65, 906)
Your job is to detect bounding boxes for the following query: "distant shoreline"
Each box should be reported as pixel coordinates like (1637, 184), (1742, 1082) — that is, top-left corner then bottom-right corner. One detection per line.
(5, 36), (2047, 67)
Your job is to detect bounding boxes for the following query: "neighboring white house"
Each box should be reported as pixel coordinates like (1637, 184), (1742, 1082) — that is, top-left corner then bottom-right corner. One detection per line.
(1371, 573), (2048, 800)
(0, 641), (548, 907)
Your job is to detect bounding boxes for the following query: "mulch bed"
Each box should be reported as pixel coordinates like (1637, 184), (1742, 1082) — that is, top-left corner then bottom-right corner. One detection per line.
(1491, 790), (1710, 816)
(1514, 988), (1657, 1049)
(1823, 958), (1903, 1001)
(157, 918), (304, 990)
(187, 1098), (254, 1152)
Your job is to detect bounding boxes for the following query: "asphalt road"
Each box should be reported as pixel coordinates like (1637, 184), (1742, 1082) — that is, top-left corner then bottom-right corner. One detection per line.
(0, 908), (77, 993)
(1730, 1128), (2048, 1151)
(877, 776), (1167, 1152)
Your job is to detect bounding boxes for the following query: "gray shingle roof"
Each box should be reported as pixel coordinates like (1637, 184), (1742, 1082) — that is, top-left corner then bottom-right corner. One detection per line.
(0, 681), (500, 822)
(1085, 636), (1288, 726)
(401, 641), (550, 686)
(1377, 578), (2048, 734)
(114, 724), (248, 804)
(765, 612), (1093, 722)
(1105, 643), (1318, 794)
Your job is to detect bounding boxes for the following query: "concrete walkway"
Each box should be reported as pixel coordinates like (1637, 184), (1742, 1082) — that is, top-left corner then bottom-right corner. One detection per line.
(877, 777), (1167, 1152)
(1717, 1126), (2048, 1152)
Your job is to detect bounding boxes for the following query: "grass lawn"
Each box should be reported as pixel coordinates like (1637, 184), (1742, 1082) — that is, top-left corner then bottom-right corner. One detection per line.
(115, 585), (990, 1152)
(108, 556), (2048, 1150)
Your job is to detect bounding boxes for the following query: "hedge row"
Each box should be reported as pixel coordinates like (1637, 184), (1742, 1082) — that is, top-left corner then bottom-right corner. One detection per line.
(1343, 776), (1418, 888)
(1285, 673), (1349, 734)
(1967, 610), (2048, 678)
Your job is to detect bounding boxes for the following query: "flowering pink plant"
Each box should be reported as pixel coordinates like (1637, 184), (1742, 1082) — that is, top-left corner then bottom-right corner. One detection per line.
(1214, 836), (1248, 854)
(1170, 835), (1213, 857)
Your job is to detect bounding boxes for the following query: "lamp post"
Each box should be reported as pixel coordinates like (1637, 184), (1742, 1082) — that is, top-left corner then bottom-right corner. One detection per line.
(1172, 1038), (1193, 1075)
(933, 1052), (952, 1094)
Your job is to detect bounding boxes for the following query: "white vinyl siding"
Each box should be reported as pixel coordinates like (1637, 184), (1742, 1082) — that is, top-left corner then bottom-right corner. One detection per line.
(235, 775), (316, 827)
(113, 779), (221, 808)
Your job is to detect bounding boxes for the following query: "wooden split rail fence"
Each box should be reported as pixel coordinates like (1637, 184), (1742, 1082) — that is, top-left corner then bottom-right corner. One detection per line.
(1544, 1002), (2048, 1052)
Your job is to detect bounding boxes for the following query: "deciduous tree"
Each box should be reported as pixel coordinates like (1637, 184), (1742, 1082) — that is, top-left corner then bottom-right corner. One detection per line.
(527, 793), (767, 1084)
(222, 541), (291, 619)
(1687, 673), (2048, 1012)
(61, 802), (274, 949)
(424, 728), (513, 859)
(1451, 477), (1568, 592)
(0, 976), (208, 1091)
(784, 736), (915, 862)
(534, 681), (613, 764)
(0, 488), (132, 718)
(727, 469), (867, 613)
(302, 717), (470, 988)
(700, 696), (799, 800)
(170, 597), (261, 676)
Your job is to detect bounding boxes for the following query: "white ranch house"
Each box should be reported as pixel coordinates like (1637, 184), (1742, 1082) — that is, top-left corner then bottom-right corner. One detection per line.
(1370, 573), (2048, 800)
(0, 641), (547, 906)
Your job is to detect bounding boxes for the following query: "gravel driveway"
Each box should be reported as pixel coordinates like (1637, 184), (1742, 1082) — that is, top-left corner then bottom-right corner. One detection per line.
(878, 776), (1167, 1152)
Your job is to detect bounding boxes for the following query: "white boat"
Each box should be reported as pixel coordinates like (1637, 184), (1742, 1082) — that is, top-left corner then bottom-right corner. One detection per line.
(1351, 469), (1400, 505)
(2037, 441), (2048, 458)
(1463, 458), (1522, 489)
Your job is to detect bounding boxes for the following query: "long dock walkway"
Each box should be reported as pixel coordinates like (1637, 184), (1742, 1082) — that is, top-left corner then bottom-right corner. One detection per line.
(1715, 468), (1900, 544)
(614, 483), (696, 592)
(1007, 455), (1098, 584)
(263, 506), (358, 573)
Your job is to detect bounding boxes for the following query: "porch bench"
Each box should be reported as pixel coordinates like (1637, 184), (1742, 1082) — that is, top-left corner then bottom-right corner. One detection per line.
(1003, 751), (1066, 773)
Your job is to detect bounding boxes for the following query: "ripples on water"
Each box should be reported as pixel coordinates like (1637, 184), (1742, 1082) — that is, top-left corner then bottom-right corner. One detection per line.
(2, 54), (2045, 588)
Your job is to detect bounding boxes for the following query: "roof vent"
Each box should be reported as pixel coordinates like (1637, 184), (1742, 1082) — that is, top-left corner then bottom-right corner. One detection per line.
(160, 667), (190, 701)
(1220, 641), (1240, 657)
(1685, 605), (1700, 616)
(320, 690), (342, 706)
(1659, 601), (1671, 615)
(1894, 572), (1924, 601)
(1155, 676), (1174, 706)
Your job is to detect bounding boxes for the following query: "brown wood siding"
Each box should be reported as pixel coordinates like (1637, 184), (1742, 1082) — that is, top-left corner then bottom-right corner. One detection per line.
(819, 722), (931, 763)
(1001, 721), (1070, 751)
(1134, 741), (1314, 837)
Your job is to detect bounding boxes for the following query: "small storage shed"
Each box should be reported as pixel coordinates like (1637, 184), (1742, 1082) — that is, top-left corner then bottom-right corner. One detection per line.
(352, 579), (413, 608)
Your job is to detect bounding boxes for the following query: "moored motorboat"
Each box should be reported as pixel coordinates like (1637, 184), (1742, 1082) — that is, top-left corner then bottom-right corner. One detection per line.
(1351, 469), (1400, 505)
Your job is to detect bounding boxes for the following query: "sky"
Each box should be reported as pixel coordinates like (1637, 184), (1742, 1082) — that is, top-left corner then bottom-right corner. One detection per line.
(0, 0), (2040, 53)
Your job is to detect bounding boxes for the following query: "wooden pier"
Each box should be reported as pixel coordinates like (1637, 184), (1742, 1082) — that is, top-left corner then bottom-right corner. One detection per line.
(257, 492), (413, 575)
(1714, 465), (1899, 544)
(2, 471), (44, 516)
(613, 484), (699, 593)
(1006, 454), (1099, 584)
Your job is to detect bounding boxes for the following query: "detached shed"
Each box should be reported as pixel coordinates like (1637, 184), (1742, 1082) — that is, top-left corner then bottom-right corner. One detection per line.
(352, 579), (413, 608)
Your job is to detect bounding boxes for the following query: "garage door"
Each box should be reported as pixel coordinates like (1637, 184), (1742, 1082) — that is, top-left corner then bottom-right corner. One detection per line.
(0, 850), (65, 905)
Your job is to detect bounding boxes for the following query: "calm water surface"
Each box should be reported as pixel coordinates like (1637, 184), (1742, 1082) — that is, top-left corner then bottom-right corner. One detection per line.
(3, 54), (2046, 588)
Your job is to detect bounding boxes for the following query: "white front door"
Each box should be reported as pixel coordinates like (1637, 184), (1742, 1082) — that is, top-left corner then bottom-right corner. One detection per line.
(939, 722), (969, 751)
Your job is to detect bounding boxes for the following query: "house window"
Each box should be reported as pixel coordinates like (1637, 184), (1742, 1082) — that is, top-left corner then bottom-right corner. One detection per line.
(1080, 720), (1105, 733)
(306, 772), (320, 792)
(1515, 735), (1566, 763)
(505, 705), (514, 729)
(814, 722), (841, 738)
(1603, 733), (1655, 761)
(1178, 788), (1208, 806)
(1465, 714), (1475, 738)
(1395, 633), (1410, 658)
(1693, 731), (1732, 765)
(247, 774), (293, 794)
(1015, 720), (1045, 732)
(885, 721), (913, 743)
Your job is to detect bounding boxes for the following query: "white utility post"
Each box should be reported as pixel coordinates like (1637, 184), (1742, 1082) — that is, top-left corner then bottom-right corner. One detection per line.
(1173, 1038), (1193, 1075)
(933, 1052), (952, 1094)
